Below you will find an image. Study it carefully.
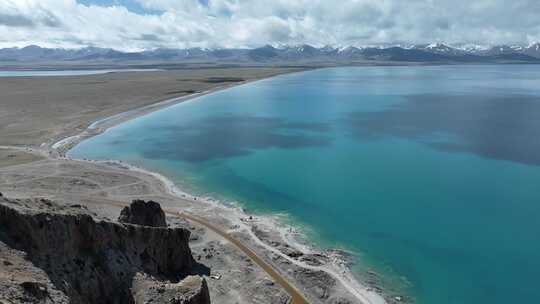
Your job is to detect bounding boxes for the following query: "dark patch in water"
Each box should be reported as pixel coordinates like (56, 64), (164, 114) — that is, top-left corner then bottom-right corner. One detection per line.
(140, 114), (331, 162)
(343, 94), (540, 166)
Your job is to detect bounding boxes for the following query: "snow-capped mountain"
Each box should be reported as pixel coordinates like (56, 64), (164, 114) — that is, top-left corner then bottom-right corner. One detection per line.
(413, 43), (467, 56)
(481, 45), (526, 56)
(523, 43), (540, 58)
(337, 46), (364, 58)
(452, 44), (490, 54)
(1, 43), (539, 64)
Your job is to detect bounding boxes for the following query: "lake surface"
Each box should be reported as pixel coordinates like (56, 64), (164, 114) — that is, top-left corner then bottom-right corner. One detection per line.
(0, 69), (160, 77)
(69, 65), (540, 304)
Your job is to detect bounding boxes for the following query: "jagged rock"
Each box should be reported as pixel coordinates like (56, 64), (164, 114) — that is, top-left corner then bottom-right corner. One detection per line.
(20, 281), (49, 300)
(119, 199), (167, 227)
(330, 297), (352, 304)
(292, 268), (336, 300)
(0, 197), (210, 304)
(132, 275), (210, 304)
(282, 247), (304, 258)
(299, 254), (324, 266)
(164, 276), (211, 304)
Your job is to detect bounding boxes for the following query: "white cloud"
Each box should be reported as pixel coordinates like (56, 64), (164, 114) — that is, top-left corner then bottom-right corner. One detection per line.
(0, 0), (539, 50)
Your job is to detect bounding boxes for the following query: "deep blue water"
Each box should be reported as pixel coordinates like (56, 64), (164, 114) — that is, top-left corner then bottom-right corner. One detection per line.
(69, 65), (540, 304)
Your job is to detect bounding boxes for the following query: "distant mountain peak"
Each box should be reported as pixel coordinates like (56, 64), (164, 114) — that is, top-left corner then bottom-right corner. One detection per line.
(413, 42), (466, 56)
(527, 42), (540, 50)
(260, 44), (277, 49)
(426, 42), (449, 48)
(1, 43), (539, 63)
(21, 44), (42, 50)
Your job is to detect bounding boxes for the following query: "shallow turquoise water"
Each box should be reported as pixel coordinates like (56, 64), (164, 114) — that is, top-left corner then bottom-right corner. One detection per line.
(0, 69), (159, 77)
(69, 65), (540, 304)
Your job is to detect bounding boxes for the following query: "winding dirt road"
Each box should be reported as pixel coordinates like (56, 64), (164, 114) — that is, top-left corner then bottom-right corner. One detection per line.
(179, 212), (310, 304)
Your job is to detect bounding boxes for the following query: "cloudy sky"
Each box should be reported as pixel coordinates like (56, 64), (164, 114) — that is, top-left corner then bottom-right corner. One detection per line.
(1, 0), (539, 50)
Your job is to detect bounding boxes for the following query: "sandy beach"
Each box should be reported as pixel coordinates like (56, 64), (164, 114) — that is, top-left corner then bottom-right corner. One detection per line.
(0, 68), (393, 304)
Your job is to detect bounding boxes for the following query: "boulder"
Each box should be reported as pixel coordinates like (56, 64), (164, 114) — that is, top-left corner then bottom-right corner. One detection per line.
(118, 199), (167, 227)
(153, 276), (211, 304)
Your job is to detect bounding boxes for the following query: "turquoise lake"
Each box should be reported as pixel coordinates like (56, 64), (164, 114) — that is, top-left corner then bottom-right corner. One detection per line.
(69, 65), (540, 304)
(0, 69), (159, 77)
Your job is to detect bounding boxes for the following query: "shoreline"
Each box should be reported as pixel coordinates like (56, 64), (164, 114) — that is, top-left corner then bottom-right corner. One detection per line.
(48, 70), (392, 304)
(0, 68), (163, 77)
(71, 157), (389, 304)
(49, 69), (313, 157)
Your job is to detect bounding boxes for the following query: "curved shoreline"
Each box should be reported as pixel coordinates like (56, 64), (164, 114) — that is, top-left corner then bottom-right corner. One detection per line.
(80, 157), (388, 304)
(50, 71), (391, 304)
(50, 77), (267, 157)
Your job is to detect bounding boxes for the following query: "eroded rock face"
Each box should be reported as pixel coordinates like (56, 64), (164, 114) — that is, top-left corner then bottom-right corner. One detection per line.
(118, 199), (167, 227)
(0, 197), (210, 304)
(135, 276), (211, 304)
(176, 276), (211, 304)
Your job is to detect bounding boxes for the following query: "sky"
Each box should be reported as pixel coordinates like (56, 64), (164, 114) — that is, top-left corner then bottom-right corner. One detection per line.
(1, 0), (539, 51)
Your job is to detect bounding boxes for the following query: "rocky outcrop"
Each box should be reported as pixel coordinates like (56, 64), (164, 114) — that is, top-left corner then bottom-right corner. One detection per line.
(118, 199), (167, 227)
(134, 276), (211, 304)
(0, 197), (210, 304)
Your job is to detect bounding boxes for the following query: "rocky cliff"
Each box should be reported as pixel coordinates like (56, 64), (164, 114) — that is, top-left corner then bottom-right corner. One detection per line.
(0, 195), (210, 304)
(118, 199), (167, 227)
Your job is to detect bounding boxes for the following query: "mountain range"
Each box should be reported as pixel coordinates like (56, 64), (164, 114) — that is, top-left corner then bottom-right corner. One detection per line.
(1, 43), (540, 64)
